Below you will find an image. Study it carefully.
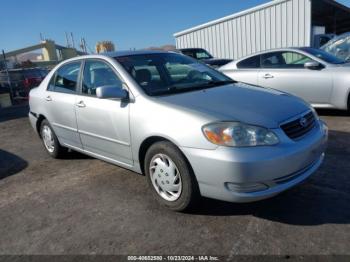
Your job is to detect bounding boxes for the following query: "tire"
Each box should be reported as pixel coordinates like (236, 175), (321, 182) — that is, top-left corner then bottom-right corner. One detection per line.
(40, 119), (67, 158)
(144, 141), (200, 211)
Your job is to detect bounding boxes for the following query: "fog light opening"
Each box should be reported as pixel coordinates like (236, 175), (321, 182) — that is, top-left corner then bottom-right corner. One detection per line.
(225, 182), (268, 193)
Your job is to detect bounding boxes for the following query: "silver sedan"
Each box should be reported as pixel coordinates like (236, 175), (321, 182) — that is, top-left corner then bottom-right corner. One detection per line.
(220, 47), (350, 111)
(29, 50), (328, 211)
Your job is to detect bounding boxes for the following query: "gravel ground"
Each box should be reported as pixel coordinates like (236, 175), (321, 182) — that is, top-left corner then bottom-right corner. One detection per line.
(0, 105), (349, 256)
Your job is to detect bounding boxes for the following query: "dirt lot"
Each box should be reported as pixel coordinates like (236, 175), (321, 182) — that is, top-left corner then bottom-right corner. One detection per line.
(0, 105), (349, 256)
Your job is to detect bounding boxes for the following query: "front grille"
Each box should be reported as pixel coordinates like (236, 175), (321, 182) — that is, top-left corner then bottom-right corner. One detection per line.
(281, 111), (316, 140)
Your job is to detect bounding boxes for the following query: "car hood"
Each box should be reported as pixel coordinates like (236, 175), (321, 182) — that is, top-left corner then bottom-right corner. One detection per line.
(157, 83), (310, 128)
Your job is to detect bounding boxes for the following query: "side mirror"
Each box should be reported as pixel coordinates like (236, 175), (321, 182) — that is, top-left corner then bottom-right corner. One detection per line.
(96, 85), (129, 100)
(304, 61), (323, 70)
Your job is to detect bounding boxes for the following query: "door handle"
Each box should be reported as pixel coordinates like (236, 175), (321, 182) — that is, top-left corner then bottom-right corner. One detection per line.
(45, 95), (52, 101)
(76, 101), (86, 108)
(263, 74), (274, 79)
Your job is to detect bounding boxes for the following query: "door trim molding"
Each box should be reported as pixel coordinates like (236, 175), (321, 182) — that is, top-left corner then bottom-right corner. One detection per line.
(52, 122), (77, 132)
(78, 129), (130, 146)
(63, 143), (134, 168)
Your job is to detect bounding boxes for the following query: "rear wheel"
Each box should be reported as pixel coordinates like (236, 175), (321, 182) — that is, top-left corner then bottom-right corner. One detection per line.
(40, 119), (67, 158)
(144, 141), (199, 211)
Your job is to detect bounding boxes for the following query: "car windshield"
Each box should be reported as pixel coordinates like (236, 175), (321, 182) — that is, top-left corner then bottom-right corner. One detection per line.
(115, 53), (234, 96)
(300, 47), (346, 64)
(321, 32), (350, 62)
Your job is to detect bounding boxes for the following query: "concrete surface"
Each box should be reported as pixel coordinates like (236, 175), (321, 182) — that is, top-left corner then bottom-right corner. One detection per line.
(0, 105), (349, 255)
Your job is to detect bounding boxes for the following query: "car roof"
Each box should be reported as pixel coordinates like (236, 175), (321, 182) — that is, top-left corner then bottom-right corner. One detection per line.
(234, 47), (315, 62)
(103, 50), (170, 57)
(58, 50), (182, 67)
(179, 48), (205, 51)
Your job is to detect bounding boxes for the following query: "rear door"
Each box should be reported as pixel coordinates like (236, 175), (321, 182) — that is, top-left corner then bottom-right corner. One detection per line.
(75, 59), (132, 166)
(258, 51), (332, 104)
(44, 61), (83, 149)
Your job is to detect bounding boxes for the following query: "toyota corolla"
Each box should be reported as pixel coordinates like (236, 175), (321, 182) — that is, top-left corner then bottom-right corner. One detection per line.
(29, 50), (328, 211)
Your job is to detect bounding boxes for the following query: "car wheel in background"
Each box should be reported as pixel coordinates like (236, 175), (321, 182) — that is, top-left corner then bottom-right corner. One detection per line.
(40, 119), (67, 158)
(144, 141), (200, 211)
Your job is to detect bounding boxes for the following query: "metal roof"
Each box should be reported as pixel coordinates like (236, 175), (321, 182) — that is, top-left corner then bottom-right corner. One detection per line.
(174, 0), (288, 37)
(174, 0), (350, 37)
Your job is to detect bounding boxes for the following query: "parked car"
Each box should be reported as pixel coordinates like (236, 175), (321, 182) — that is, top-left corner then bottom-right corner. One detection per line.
(220, 47), (350, 111)
(321, 32), (350, 62)
(178, 48), (232, 68)
(29, 50), (327, 211)
(0, 68), (49, 97)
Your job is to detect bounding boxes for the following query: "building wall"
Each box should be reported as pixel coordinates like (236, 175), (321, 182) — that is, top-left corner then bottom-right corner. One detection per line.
(174, 0), (312, 59)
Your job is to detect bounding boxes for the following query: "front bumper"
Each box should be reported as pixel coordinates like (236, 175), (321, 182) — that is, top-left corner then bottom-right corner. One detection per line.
(181, 120), (328, 203)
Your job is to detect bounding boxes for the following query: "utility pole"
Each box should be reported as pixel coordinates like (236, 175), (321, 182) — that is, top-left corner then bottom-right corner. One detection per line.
(2, 50), (14, 105)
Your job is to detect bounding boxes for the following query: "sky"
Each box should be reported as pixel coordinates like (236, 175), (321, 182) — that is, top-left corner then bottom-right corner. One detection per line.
(1, 0), (350, 52)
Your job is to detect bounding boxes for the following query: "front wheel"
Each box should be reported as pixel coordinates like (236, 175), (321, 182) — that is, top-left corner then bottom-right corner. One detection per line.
(40, 119), (67, 158)
(144, 141), (199, 211)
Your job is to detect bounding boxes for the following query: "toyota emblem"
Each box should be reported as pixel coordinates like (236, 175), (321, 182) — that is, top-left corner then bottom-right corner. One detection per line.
(299, 117), (308, 127)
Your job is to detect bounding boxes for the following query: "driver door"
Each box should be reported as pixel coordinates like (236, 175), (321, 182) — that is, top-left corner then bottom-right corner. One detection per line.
(258, 51), (332, 104)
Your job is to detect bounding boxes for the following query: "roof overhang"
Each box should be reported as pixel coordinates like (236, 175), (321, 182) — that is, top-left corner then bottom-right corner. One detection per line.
(312, 0), (350, 34)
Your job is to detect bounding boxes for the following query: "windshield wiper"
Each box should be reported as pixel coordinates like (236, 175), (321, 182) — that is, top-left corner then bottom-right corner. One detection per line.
(203, 80), (236, 87)
(150, 80), (236, 96)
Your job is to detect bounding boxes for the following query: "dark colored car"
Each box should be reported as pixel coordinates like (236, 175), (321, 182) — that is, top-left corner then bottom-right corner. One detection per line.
(178, 48), (232, 68)
(0, 68), (49, 97)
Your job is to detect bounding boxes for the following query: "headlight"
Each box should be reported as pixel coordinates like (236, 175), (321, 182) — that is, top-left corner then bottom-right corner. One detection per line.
(202, 122), (279, 147)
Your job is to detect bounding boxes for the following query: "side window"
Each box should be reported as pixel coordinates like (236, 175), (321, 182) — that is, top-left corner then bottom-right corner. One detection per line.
(82, 60), (123, 96)
(261, 51), (313, 69)
(48, 61), (81, 93)
(261, 52), (285, 68)
(237, 55), (260, 69)
(281, 52), (313, 68)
